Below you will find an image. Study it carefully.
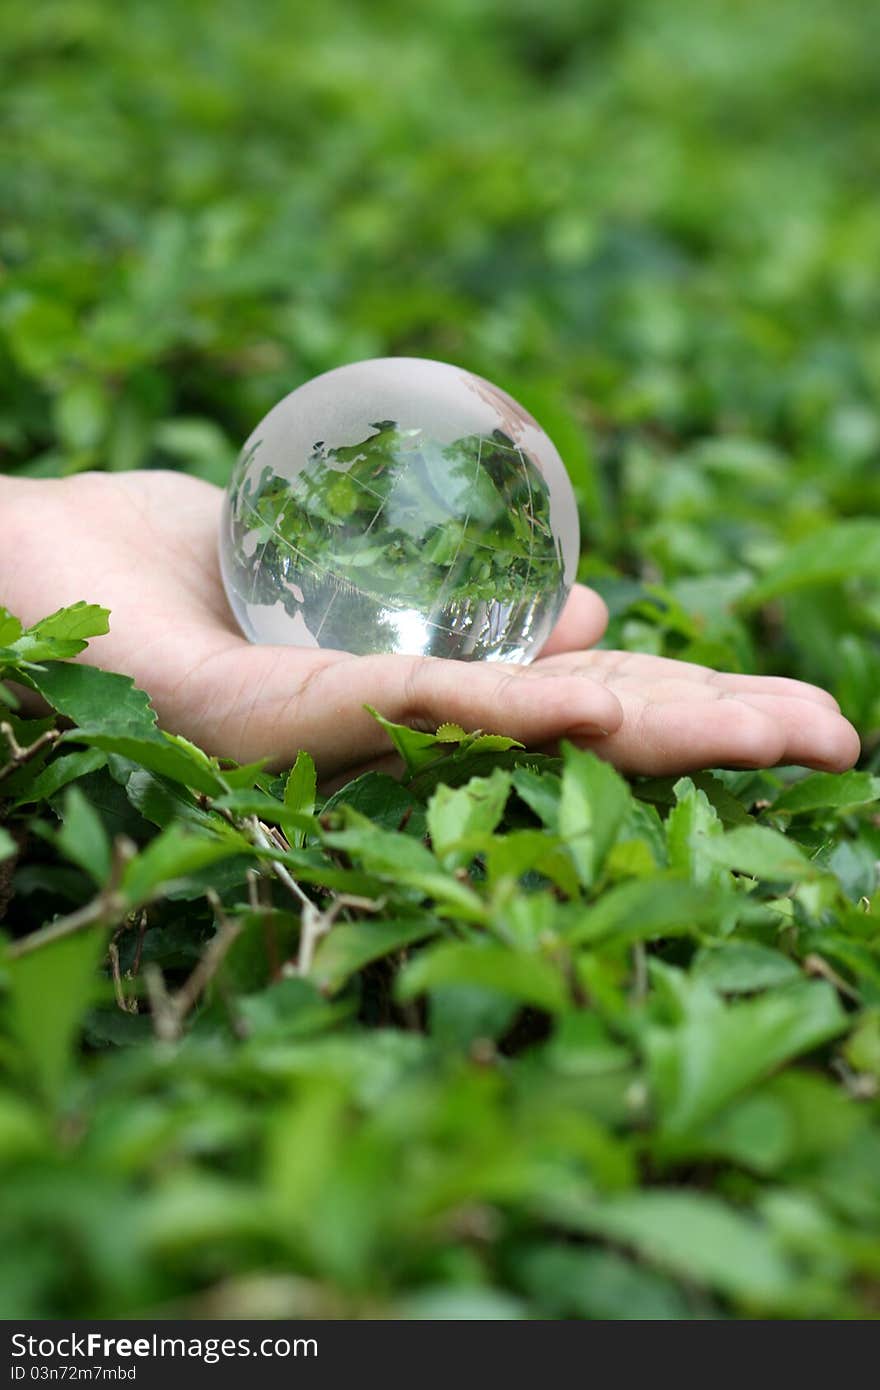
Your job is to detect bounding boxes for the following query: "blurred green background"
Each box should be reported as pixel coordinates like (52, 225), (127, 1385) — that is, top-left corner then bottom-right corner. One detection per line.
(3, 0), (879, 750)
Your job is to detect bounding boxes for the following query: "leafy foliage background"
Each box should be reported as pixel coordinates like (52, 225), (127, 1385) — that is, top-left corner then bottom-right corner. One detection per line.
(1, 0), (879, 1318)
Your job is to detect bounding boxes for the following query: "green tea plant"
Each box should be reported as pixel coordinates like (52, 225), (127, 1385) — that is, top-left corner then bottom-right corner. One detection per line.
(1, 601), (879, 1318)
(1, 0), (880, 1320)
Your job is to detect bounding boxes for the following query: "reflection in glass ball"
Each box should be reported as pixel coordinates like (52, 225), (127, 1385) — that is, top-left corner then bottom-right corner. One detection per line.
(219, 357), (579, 662)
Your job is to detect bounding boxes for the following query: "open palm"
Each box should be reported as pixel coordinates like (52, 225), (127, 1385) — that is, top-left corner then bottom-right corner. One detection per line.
(3, 470), (860, 781)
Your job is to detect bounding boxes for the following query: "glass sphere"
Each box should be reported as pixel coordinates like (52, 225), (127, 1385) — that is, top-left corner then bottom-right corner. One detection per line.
(219, 357), (579, 662)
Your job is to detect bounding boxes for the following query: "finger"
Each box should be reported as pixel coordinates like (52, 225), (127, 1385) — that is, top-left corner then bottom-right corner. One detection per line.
(706, 671), (842, 711)
(566, 649), (843, 709)
(729, 694), (861, 772)
(537, 584), (609, 658)
(202, 647), (626, 774)
(570, 695), (791, 777)
(569, 689), (862, 777)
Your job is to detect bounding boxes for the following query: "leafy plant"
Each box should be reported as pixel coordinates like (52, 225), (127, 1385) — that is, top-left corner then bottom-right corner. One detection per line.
(1, 602), (878, 1318)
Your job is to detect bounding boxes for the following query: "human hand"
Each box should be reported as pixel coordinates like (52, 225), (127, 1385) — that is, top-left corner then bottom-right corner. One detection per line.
(1, 470), (860, 781)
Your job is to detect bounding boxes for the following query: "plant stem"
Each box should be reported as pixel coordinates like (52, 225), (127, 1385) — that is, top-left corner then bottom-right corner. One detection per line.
(0, 721), (61, 785)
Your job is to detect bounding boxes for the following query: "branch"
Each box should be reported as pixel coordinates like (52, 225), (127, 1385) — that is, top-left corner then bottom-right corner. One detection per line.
(6, 835), (135, 959)
(248, 817), (314, 909)
(289, 892), (386, 977)
(173, 889), (242, 1020)
(0, 720), (61, 786)
(198, 798), (386, 981)
(7, 893), (112, 959)
(145, 889), (242, 1042)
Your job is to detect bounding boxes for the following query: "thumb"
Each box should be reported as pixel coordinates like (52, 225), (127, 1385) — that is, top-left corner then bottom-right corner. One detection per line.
(538, 583), (610, 657)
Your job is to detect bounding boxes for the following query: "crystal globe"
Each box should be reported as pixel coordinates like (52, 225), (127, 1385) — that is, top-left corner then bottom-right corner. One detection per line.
(219, 357), (579, 662)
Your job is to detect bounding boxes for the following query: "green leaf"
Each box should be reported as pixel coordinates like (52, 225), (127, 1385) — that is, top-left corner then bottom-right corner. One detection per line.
(542, 1190), (795, 1304)
(558, 743), (631, 888)
(284, 751), (317, 848)
(0, 827), (15, 863)
(323, 820), (487, 918)
(542, 1011), (632, 1077)
(311, 917), (442, 994)
(75, 735), (226, 796)
(134, 1176), (271, 1253)
(428, 983), (519, 1047)
(0, 1093), (46, 1163)
(0, 608), (23, 647)
(57, 786), (111, 886)
(215, 758), (270, 790)
(744, 520), (880, 605)
(771, 770), (880, 816)
(646, 972), (848, 1142)
(365, 705), (457, 775)
(366, 705), (522, 778)
(124, 768), (225, 832)
(279, 750), (316, 845)
(394, 1287), (526, 1320)
(55, 377), (109, 453)
(10, 748), (107, 808)
(636, 771), (753, 827)
(695, 1093), (793, 1174)
(121, 826), (250, 907)
(27, 602), (110, 643)
(567, 876), (730, 946)
(1, 603), (110, 666)
(22, 663), (225, 795)
(5, 634), (94, 664)
(396, 941), (570, 1013)
(236, 977), (345, 1041)
(435, 722), (468, 742)
(6, 927), (107, 1100)
(427, 768), (512, 868)
(516, 1244), (692, 1320)
(321, 771), (427, 835)
(511, 766), (561, 830)
(485, 830), (581, 897)
(704, 825), (819, 881)
(666, 777), (726, 886)
(844, 1011), (880, 1079)
(211, 789), (316, 840)
(693, 941), (801, 994)
(18, 662), (147, 732)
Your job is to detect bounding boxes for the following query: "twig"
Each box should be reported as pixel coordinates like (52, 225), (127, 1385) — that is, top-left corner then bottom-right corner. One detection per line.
(7, 835), (135, 959)
(8, 893), (115, 959)
(249, 817), (313, 910)
(803, 952), (861, 1003)
(204, 799), (385, 981)
(108, 939), (137, 1014)
(145, 890), (242, 1042)
(172, 889), (242, 1020)
(0, 720), (61, 786)
(630, 942), (648, 1003)
(286, 892), (386, 977)
(144, 964), (179, 1042)
(831, 1057), (879, 1100)
(247, 868), (261, 912)
(130, 909), (148, 977)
